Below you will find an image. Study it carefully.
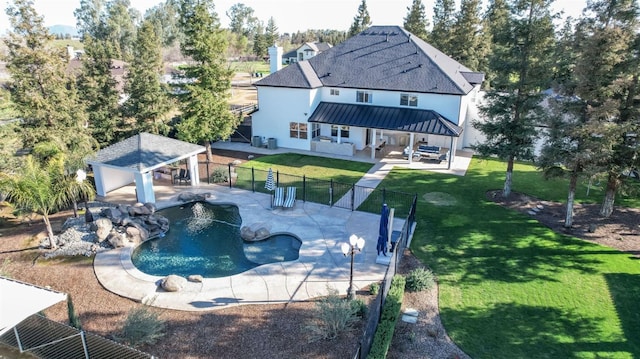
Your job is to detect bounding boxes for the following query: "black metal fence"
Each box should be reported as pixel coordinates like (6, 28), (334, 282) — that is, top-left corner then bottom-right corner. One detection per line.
(199, 162), (417, 215)
(0, 314), (154, 359)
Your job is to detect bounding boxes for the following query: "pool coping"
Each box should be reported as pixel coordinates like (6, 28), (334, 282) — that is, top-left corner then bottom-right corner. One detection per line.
(94, 186), (404, 311)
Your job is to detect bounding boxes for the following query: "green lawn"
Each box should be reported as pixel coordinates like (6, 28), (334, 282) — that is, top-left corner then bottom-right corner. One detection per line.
(229, 60), (271, 75)
(380, 157), (640, 358)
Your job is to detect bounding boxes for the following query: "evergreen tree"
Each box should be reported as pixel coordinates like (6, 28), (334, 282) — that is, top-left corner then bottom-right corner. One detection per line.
(176, 0), (239, 161)
(449, 0), (485, 70)
(265, 17), (279, 46)
(145, 0), (181, 47)
(482, 0), (510, 88)
(123, 19), (174, 136)
(105, 0), (139, 61)
(253, 22), (266, 57)
(430, 0), (456, 54)
(77, 34), (123, 147)
(226, 3), (258, 38)
(403, 0), (429, 41)
(348, 0), (372, 37)
(573, 0), (640, 217)
(4, 0), (95, 160)
(473, 0), (557, 197)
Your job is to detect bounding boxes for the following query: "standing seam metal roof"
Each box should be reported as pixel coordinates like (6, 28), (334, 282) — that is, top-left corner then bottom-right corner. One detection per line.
(308, 102), (463, 137)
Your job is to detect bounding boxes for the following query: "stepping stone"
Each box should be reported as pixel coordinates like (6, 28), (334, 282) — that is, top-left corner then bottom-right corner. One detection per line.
(402, 314), (418, 324)
(536, 204), (544, 210)
(531, 207), (541, 213)
(404, 308), (419, 317)
(527, 210), (537, 216)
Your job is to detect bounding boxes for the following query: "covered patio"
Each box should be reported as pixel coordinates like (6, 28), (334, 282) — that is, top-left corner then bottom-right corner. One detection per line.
(86, 133), (205, 204)
(308, 102), (464, 169)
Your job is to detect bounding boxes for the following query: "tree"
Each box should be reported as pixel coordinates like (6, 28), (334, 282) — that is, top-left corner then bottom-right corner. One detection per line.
(252, 22), (266, 57)
(4, 0), (95, 160)
(403, 0), (429, 41)
(226, 3), (258, 38)
(482, 0), (511, 88)
(572, 0), (640, 217)
(430, 0), (456, 54)
(74, 0), (106, 39)
(77, 34), (123, 147)
(264, 16), (279, 46)
(145, 0), (181, 47)
(474, 0), (557, 197)
(176, 0), (239, 161)
(0, 154), (95, 249)
(449, 0), (486, 71)
(105, 0), (139, 61)
(348, 0), (372, 37)
(123, 19), (174, 136)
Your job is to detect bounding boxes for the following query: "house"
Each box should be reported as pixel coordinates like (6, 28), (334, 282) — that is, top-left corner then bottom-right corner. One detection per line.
(282, 42), (333, 64)
(251, 26), (484, 167)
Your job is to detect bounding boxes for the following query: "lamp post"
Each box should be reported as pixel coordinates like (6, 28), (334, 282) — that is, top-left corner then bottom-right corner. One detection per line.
(341, 234), (365, 300)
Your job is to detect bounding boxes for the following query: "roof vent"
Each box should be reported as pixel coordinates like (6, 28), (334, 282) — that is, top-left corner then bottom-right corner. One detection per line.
(327, 72), (332, 77)
(386, 33), (389, 42)
(408, 34), (411, 43)
(418, 64), (423, 68)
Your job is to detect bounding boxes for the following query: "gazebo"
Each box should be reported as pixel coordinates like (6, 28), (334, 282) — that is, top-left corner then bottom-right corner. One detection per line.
(86, 133), (205, 203)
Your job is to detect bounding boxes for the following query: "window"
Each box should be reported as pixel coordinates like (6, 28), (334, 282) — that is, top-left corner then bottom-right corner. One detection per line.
(289, 122), (308, 139)
(400, 93), (418, 107)
(312, 123), (320, 138)
(356, 91), (372, 103)
(330, 89), (340, 96)
(331, 125), (350, 138)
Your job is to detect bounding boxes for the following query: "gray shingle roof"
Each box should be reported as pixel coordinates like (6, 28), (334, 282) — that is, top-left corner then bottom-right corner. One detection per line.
(256, 25), (483, 95)
(87, 133), (205, 171)
(308, 102), (463, 137)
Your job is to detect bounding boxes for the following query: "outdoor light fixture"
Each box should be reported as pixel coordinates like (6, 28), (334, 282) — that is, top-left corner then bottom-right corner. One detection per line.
(341, 234), (365, 300)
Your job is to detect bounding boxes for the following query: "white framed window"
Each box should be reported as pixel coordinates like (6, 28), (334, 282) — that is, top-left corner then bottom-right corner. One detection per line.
(289, 122), (308, 139)
(356, 91), (373, 103)
(311, 123), (320, 138)
(400, 93), (418, 107)
(331, 125), (350, 138)
(330, 89), (340, 96)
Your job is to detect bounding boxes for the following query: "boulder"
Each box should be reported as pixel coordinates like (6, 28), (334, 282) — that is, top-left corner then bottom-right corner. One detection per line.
(161, 275), (186, 292)
(187, 274), (203, 283)
(107, 231), (127, 248)
(126, 226), (149, 244)
(240, 226), (255, 240)
(254, 227), (270, 240)
(129, 205), (151, 216)
(143, 202), (156, 214)
(177, 192), (198, 202)
(95, 218), (113, 241)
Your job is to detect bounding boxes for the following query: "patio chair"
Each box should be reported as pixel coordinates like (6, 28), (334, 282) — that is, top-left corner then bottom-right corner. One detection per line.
(283, 186), (297, 208)
(272, 187), (285, 208)
(174, 169), (190, 185)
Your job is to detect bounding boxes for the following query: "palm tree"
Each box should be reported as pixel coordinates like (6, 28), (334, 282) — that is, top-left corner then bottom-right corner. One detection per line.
(0, 154), (95, 249)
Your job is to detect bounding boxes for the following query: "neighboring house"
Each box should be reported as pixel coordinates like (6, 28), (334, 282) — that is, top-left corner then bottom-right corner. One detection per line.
(282, 42), (333, 64)
(252, 26), (484, 166)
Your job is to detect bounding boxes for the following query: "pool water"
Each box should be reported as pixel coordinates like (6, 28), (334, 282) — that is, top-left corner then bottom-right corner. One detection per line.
(131, 202), (301, 278)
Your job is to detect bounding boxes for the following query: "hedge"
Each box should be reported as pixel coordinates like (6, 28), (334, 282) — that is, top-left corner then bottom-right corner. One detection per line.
(367, 275), (406, 359)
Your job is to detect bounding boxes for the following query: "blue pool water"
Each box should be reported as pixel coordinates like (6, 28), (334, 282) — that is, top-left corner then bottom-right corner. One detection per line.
(131, 202), (301, 278)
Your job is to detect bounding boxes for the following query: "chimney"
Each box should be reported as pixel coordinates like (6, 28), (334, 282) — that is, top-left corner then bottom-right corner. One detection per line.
(268, 44), (283, 74)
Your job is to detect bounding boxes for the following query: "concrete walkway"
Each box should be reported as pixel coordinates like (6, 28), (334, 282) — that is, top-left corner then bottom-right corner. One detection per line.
(93, 143), (472, 311)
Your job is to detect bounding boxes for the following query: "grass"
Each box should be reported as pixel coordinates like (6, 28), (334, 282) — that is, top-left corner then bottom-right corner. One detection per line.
(229, 60), (271, 75)
(378, 157), (640, 358)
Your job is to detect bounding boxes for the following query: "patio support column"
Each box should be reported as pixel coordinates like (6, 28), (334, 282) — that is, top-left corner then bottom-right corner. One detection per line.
(448, 137), (457, 170)
(187, 155), (200, 186)
(134, 171), (155, 203)
(93, 167), (107, 196)
(337, 127), (341, 144)
(408, 133), (415, 164)
(371, 128), (377, 159)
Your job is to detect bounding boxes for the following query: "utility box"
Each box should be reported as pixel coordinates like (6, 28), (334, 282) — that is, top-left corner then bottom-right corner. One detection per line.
(268, 138), (277, 149)
(252, 136), (262, 147)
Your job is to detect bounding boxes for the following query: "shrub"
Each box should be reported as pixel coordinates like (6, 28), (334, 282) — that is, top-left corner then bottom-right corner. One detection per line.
(369, 282), (380, 295)
(120, 307), (166, 346)
(306, 287), (359, 342)
(368, 275), (406, 359)
(210, 166), (229, 183)
(406, 267), (435, 292)
(67, 294), (81, 330)
(350, 298), (368, 317)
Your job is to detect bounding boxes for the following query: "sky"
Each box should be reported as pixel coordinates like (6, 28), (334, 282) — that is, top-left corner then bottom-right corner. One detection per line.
(0, 0), (588, 36)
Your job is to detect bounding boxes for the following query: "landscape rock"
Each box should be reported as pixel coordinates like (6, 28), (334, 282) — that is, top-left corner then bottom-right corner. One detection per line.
(254, 227), (270, 240)
(161, 275), (186, 292)
(240, 226), (255, 240)
(107, 231), (127, 248)
(188, 275), (204, 283)
(95, 218), (113, 241)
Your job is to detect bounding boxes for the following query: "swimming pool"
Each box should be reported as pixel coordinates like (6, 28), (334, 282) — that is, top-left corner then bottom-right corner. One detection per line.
(131, 202), (301, 278)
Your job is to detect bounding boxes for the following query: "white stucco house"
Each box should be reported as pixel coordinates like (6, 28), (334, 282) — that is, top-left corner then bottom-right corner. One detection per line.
(282, 42), (333, 64)
(252, 25), (485, 167)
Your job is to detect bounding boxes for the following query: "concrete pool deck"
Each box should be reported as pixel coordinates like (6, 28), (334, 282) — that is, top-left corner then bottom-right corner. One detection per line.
(94, 185), (406, 311)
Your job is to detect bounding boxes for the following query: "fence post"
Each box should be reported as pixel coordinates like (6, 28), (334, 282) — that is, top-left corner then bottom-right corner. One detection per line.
(251, 167), (255, 192)
(329, 179), (333, 206)
(382, 188), (386, 206)
(277, 170), (280, 187)
(351, 184), (355, 211)
(303, 175), (306, 202)
(228, 164), (232, 188)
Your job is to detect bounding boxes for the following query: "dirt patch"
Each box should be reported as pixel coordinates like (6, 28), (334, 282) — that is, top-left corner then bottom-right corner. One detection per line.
(486, 190), (640, 256)
(423, 192), (457, 206)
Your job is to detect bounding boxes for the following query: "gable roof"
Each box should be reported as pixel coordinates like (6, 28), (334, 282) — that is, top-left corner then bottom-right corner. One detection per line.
(256, 25), (483, 95)
(308, 102), (463, 137)
(86, 132), (205, 172)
